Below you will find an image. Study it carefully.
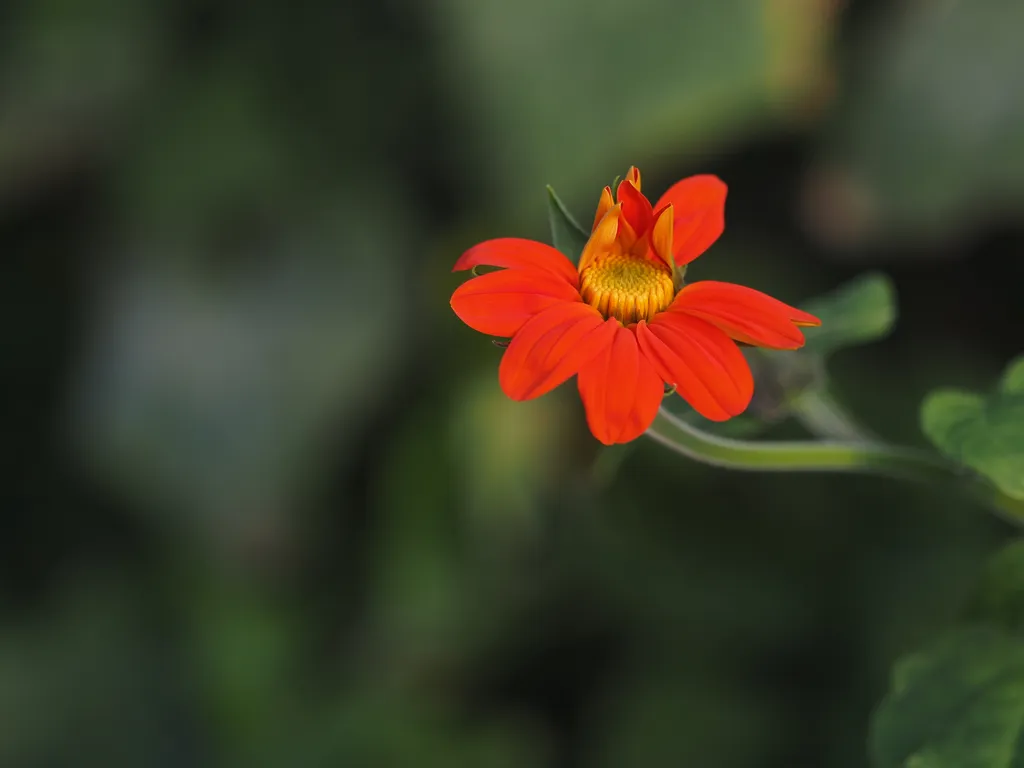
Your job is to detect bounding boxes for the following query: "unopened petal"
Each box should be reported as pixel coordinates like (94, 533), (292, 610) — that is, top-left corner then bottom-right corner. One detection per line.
(649, 204), (675, 270)
(651, 175), (727, 266)
(625, 166), (642, 191)
(591, 186), (615, 232)
(578, 204), (622, 273)
(616, 174), (654, 242)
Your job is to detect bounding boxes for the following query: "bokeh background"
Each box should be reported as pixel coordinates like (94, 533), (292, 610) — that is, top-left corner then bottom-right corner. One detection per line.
(3, 0), (1024, 765)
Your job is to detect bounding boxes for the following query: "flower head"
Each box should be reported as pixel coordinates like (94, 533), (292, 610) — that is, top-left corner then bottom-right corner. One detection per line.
(450, 167), (821, 445)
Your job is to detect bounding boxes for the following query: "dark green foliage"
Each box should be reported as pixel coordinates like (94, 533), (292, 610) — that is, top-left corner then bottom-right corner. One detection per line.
(2, 0), (1024, 766)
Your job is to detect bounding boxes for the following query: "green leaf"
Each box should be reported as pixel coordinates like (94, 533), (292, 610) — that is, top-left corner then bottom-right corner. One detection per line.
(921, 356), (1024, 501)
(967, 540), (1024, 637)
(921, 391), (987, 447)
(800, 271), (897, 356)
(1002, 357), (1024, 396)
(546, 185), (590, 264)
(870, 626), (1024, 768)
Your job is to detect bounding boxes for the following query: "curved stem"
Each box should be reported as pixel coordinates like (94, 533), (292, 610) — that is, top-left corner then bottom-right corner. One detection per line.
(646, 407), (1024, 525)
(791, 389), (876, 443)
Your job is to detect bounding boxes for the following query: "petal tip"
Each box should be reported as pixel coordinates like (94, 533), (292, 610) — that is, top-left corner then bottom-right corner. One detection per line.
(793, 315), (822, 328)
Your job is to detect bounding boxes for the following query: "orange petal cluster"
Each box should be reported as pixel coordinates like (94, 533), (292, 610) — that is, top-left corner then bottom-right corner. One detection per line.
(450, 167), (821, 445)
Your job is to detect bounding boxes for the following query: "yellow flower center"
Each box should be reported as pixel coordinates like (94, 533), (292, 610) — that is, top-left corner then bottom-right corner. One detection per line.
(579, 252), (674, 324)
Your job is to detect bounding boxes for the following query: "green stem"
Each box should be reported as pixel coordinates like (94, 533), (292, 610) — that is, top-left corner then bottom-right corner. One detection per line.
(791, 389), (875, 443)
(646, 407), (1024, 525)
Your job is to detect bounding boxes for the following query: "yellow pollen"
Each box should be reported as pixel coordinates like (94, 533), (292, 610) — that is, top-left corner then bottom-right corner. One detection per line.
(579, 252), (674, 324)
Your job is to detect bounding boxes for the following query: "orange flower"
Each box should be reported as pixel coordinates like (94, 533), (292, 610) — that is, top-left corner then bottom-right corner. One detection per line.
(450, 167), (821, 445)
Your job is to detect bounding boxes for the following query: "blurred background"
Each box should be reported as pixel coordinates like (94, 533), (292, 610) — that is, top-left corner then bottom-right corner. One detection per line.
(2, 0), (1023, 765)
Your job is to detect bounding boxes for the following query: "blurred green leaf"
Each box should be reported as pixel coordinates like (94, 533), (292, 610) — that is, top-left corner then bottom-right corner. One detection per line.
(967, 539), (1024, 636)
(1005, 357), (1024, 395)
(369, 405), (465, 641)
(809, 0), (1024, 246)
(921, 356), (1024, 501)
(113, 55), (302, 243)
(0, 0), (161, 206)
(185, 582), (299, 742)
(0, 580), (182, 768)
(260, 691), (551, 768)
(870, 626), (1024, 768)
(442, 0), (834, 208)
(451, 372), (574, 546)
(587, 671), (787, 768)
(800, 272), (897, 356)
(546, 185), (589, 263)
(70, 195), (412, 536)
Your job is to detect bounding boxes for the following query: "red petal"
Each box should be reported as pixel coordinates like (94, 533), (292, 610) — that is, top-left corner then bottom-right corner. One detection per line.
(671, 281), (821, 350)
(578, 324), (664, 444)
(499, 303), (616, 401)
(636, 313), (753, 421)
(453, 238), (579, 287)
(651, 175), (727, 266)
(616, 177), (653, 238)
(450, 269), (582, 337)
(625, 166), (642, 191)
